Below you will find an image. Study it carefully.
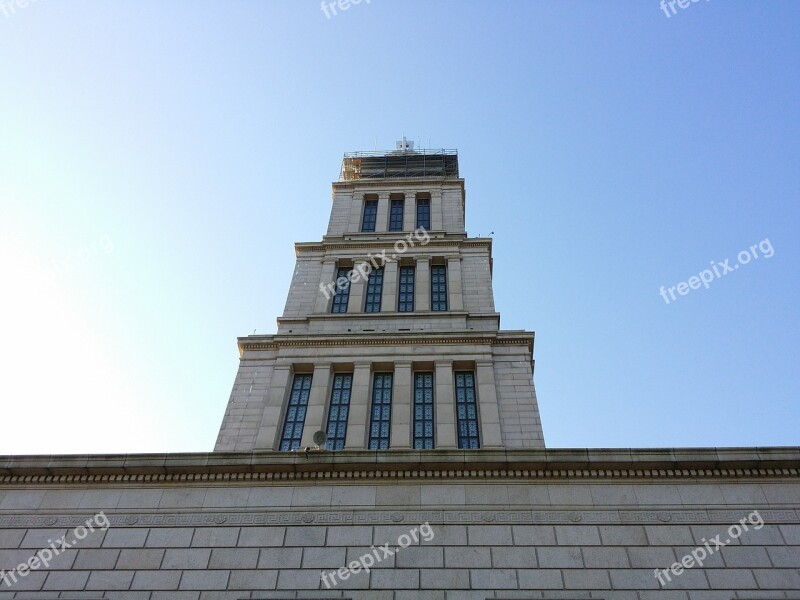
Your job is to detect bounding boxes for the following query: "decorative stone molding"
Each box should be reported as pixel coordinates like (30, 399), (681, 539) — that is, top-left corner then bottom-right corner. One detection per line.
(0, 448), (797, 485)
(239, 333), (533, 354)
(0, 508), (798, 529)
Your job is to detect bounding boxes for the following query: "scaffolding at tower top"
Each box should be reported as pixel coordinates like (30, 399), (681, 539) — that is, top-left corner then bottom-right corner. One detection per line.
(339, 148), (459, 181)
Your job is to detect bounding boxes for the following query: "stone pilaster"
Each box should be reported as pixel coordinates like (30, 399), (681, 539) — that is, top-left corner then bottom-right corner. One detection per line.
(313, 259), (337, 313)
(415, 256), (430, 312)
(300, 363), (332, 447)
(435, 360), (456, 448)
(391, 361), (412, 448)
(347, 275), (366, 313)
(381, 259), (398, 312)
(431, 190), (443, 230)
(348, 193), (364, 233)
(475, 360), (503, 448)
(345, 362), (372, 448)
(403, 192), (415, 231)
(375, 193), (389, 233)
(254, 365), (292, 449)
(447, 255), (464, 311)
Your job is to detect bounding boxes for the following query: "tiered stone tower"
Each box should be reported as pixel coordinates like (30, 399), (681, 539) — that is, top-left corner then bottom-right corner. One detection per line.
(215, 141), (544, 452)
(1, 142), (797, 599)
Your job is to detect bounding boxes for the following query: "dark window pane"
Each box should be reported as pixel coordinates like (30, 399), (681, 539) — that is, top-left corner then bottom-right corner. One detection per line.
(413, 372), (435, 449)
(398, 266), (415, 312)
(325, 374), (353, 450)
(431, 265), (448, 311)
(331, 267), (351, 313)
(364, 266), (384, 313)
(416, 199), (430, 230)
(362, 200), (378, 232)
(279, 374), (313, 451)
(368, 373), (393, 449)
(389, 199), (404, 231)
(455, 371), (480, 449)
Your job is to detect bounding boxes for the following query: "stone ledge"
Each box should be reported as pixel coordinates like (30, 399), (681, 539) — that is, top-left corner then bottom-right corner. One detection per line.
(0, 448), (798, 481)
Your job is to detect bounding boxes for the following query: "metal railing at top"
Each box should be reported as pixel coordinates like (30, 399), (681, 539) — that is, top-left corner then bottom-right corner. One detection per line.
(340, 149), (459, 181)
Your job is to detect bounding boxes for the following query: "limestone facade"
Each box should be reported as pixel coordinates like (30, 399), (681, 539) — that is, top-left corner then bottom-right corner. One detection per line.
(2, 148), (798, 597)
(0, 449), (798, 598)
(215, 151), (544, 453)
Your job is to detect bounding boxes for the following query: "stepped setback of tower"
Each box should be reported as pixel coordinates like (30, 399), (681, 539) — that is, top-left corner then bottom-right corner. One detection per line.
(1, 144), (797, 598)
(215, 145), (544, 452)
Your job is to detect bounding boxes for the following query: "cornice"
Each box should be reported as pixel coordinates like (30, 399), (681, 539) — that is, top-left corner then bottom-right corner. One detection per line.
(0, 448), (798, 486)
(295, 237), (490, 253)
(331, 178), (466, 191)
(238, 330), (532, 354)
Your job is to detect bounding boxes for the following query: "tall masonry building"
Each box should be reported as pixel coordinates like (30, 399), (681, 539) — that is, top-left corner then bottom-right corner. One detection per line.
(1, 142), (798, 598)
(215, 141), (544, 453)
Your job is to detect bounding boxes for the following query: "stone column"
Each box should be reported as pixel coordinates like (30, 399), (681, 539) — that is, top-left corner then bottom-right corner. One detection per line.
(431, 190), (443, 230)
(475, 361), (503, 448)
(347, 271), (366, 313)
(348, 193), (364, 233)
(254, 365), (292, 449)
(345, 362), (372, 449)
(391, 361), (412, 448)
(313, 259), (338, 313)
(434, 360), (457, 448)
(375, 193), (390, 233)
(381, 259), (398, 312)
(446, 256), (464, 311)
(415, 256), (430, 312)
(300, 363), (332, 447)
(403, 192), (416, 231)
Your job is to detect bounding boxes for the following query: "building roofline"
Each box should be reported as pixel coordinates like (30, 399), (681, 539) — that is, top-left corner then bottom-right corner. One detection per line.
(1, 447), (797, 484)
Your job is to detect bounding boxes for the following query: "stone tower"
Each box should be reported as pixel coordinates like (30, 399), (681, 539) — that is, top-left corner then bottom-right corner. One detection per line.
(215, 141), (544, 452)
(1, 143), (797, 599)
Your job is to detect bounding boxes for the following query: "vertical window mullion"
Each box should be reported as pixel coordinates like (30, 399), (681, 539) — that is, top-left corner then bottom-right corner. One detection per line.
(413, 372), (435, 449)
(398, 266), (415, 312)
(331, 267), (351, 313)
(325, 373), (353, 450)
(416, 199), (430, 230)
(365, 266), (384, 313)
(389, 199), (404, 231)
(431, 265), (448, 311)
(368, 373), (393, 449)
(455, 371), (480, 449)
(279, 374), (313, 451)
(362, 200), (378, 232)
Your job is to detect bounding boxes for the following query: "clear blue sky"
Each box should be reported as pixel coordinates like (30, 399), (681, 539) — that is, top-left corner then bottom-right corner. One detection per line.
(1, 1), (797, 454)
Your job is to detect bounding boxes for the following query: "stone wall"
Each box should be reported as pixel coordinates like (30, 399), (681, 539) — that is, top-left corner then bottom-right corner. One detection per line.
(0, 449), (798, 599)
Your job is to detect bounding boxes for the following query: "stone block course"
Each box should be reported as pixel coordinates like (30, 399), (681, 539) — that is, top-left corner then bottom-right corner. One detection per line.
(85, 569), (134, 590)
(73, 548), (120, 570)
(237, 527), (285, 547)
(116, 548), (166, 569)
(371, 568), (420, 589)
(443, 546), (491, 568)
(537, 546), (584, 568)
(227, 568), (279, 590)
(179, 570), (230, 590)
(145, 528), (194, 548)
(190, 527), (239, 547)
(130, 570), (182, 590)
(161, 548), (211, 569)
